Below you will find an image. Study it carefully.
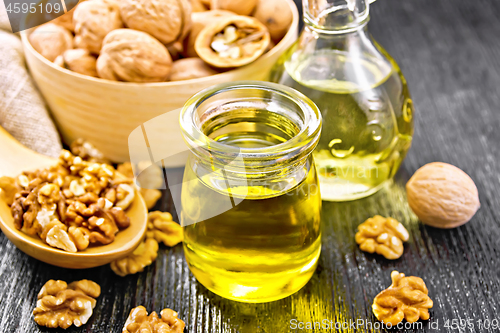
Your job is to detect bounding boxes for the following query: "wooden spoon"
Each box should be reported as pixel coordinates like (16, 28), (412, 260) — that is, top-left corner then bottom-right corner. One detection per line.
(0, 126), (148, 269)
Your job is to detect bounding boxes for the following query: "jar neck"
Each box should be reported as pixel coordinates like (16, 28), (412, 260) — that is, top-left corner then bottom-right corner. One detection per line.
(303, 0), (370, 34)
(180, 82), (322, 179)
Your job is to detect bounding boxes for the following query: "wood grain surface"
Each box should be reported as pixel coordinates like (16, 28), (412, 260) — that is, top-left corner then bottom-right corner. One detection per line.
(1, 0), (500, 332)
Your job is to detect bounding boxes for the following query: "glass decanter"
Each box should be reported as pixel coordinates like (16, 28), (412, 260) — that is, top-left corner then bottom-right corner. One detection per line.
(270, 0), (414, 201)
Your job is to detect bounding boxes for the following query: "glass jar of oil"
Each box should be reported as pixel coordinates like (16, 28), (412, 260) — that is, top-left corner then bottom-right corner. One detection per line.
(270, 0), (414, 201)
(179, 81), (322, 303)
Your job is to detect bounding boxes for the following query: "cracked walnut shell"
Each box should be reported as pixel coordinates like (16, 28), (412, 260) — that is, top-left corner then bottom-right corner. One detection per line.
(195, 15), (270, 68)
(355, 215), (409, 260)
(73, 0), (124, 54)
(406, 162), (480, 229)
(183, 10), (236, 58)
(29, 23), (73, 62)
(33, 279), (101, 329)
(97, 29), (172, 82)
(147, 211), (183, 247)
(372, 271), (433, 325)
(119, 0), (192, 45)
(123, 306), (185, 333)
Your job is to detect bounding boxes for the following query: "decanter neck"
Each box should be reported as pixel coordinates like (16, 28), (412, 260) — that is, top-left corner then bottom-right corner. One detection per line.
(303, 0), (370, 34)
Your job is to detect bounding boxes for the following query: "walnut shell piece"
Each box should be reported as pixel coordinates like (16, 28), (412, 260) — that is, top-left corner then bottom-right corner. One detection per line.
(170, 58), (218, 81)
(73, 0), (124, 54)
(110, 238), (159, 276)
(184, 9), (236, 58)
(122, 306), (185, 333)
(29, 23), (73, 62)
(146, 211), (183, 247)
(406, 162), (480, 228)
(59, 49), (98, 77)
(372, 271), (433, 325)
(195, 15), (270, 68)
(119, 0), (192, 45)
(253, 0), (293, 41)
(33, 279), (101, 329)
(355, 215), (409, 260)
(97, 29), (173, 82)
(211, 0), (257, 16)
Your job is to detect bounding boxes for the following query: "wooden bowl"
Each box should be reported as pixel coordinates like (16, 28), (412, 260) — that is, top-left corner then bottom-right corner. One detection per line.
(20, 0), (299, 166)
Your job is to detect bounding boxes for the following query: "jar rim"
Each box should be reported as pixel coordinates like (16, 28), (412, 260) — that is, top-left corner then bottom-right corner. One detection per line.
(179, 81), (322, 166)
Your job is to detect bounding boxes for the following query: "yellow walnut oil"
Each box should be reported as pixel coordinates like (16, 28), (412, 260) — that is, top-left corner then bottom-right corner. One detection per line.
(181, 108), (322, 303)
(271, 47), (414, 201)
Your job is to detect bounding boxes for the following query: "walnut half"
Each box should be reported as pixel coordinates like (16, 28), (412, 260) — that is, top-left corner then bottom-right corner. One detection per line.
(122, 306), (185, 333)
(33, 279), (101, 329)
(146, 211), (183, 247)
(110, 238), (159, 277)
(372, 271), (433, 325)
(355, 215), (409, 260)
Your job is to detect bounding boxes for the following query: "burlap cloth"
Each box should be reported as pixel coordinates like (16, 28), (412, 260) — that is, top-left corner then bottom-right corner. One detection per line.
(0, 2), (62, 157)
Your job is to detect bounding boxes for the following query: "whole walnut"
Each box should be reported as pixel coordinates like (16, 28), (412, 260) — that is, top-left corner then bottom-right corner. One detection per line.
(406, 162), (480, 228)
(29, 23), (73, 62)
(97, 29), (173, 82)
(170, 58), (218, 81)
(51, 0), (89, 31)
(183, 10), (236, 57)
(253, 0), (293, 41)
(190, 0), (208, 12)
(119, 0), (192, 45)
(211, 0), (257, 16)
(73, 0), (124, 54)
(59, 49), (98, 77)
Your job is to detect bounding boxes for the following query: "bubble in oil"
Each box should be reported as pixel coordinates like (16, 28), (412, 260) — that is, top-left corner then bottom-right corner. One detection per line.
(366, 120), (385, 142)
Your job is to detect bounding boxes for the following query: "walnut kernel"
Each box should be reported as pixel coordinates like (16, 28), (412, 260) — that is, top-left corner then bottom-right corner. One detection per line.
(71, 138), (111, 164)
(122, 306), (185, 333)
(372, 271), (433, 325)
(110, 238), (159, 276)
(195, 15), (270, 68)
(147, 211), (183, 247)
(0, 176), (19, 206)
(355, 215), (409, 260)
(9, 150), (132, 252)
(33, 279), (101, 329)
(183, 10), (236, 57)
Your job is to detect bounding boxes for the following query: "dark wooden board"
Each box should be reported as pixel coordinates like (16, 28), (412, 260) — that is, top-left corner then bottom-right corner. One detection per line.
(1, 0), (499, 332)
